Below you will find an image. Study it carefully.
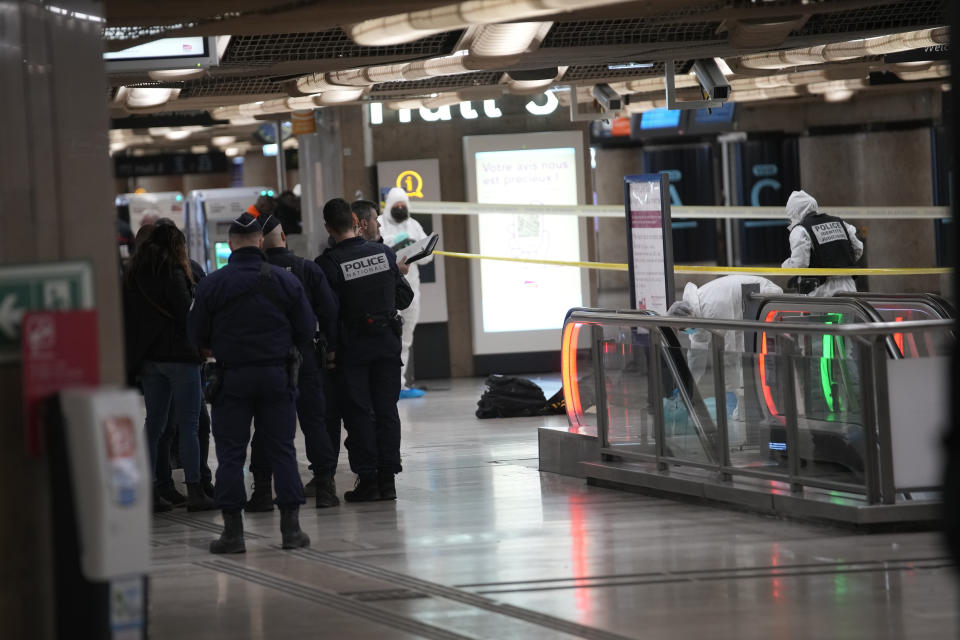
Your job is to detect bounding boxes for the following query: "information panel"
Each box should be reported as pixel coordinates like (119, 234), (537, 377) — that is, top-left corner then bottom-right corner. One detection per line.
(625, 174), (674, 313)
(464, 132), (587, 355)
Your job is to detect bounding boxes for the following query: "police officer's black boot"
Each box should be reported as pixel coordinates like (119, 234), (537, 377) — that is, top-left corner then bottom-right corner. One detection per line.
(315, 474), (339, 508)
(156, 481), (186, 507)
(343, 473), (380, 502)
(186, 482), (216, 512)
(377, 471), (397, 501)
(245, 471), (274, 512)
(152, 487), (174, 513)
(210, 510), (246, 554)
(279, 507), (310, 550)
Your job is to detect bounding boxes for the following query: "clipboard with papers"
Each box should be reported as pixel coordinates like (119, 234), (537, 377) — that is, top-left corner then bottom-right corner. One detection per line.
(395, 232), (439, 264)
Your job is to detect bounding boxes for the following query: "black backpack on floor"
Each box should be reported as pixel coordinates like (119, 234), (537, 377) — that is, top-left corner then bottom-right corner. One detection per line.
(476, 375), (549, 419)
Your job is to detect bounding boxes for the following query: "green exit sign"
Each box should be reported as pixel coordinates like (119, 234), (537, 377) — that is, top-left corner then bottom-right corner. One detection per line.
(0, 261), (94, 361)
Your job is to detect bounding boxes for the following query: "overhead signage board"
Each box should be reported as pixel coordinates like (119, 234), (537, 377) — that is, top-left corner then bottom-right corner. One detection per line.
(624, 173), (674, 313)
(0, 261), (95, 362)
(114, 152), (228, 178)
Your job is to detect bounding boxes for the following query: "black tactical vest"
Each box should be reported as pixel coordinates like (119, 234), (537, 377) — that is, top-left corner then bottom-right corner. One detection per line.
(800, 212), (856, 268)
(327, 240), (396, 325)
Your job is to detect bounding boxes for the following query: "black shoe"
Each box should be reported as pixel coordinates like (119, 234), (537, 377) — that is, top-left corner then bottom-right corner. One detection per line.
(344, 473), (380, 503)
(153, 489), (174, 513)
(315, 475), (339, 508)
(279, 507), (310, 550)
(201, 480), (215, 499)
(245, 471), (274, 512)
(303, 476), (317, 498)
(210, 510), (246, 554)
(156, 482), (186, 507)
(186, 482), (216, 512)
(377, 471), (397, 501)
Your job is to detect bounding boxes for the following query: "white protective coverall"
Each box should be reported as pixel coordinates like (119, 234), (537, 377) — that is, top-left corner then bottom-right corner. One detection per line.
(781, 190), (863, 297)
(380, 187), (433, 387)
(679, 275), (783, 420)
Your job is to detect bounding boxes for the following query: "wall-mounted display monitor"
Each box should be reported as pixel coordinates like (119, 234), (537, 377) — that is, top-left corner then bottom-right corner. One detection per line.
(686, 102), (737, 133)
(631, 108), (687, 139)
(640, 108), (683, 129)
(104, 37), (218, 73)
(463, 131), (588, 356)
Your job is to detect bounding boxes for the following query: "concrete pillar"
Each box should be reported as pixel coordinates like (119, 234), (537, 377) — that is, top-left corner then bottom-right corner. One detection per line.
(593, 147), (642, 308)
(0, 2), (123, 638)
(798, 129), (939, 294)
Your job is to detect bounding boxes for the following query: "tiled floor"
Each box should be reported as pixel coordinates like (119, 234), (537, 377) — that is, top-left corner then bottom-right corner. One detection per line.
(149, 376), (958, 639)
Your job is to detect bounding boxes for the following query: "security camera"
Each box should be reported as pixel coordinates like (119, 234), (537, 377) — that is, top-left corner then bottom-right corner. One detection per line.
(692, 59), (730, 102)
(592, 83), (622, 112)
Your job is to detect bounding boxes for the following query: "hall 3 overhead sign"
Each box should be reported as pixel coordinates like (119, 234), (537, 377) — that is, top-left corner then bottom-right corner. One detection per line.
(0, 261), (95, 362)
(369, 92), (560, 125)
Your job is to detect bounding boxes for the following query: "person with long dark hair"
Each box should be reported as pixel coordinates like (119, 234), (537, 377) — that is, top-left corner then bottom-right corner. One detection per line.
(124, 220), (215, 512)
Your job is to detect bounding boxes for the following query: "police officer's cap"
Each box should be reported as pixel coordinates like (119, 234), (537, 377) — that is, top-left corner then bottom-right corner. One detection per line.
(259, 215), (281, 236)
(229, 212), (262, 235)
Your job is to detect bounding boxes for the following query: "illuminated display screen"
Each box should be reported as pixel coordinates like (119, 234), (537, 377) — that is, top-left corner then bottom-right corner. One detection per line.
(215, 242), (231, 270)
(104, 37), (208, 60)
(640, 108), (682, 129)
(694, 102), (735, 124)
(473, 147), (582, 333)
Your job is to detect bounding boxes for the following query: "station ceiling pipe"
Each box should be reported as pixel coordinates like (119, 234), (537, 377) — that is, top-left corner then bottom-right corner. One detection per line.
(738, 27), (949, 70)
(345, 0), (634, 46)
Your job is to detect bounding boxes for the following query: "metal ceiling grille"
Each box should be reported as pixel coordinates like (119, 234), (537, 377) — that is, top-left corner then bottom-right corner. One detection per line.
(178, 76), (287, 98)
(542, 19), (724, 49)
(221, 29), (461, 65)
(561, 60), (686, 82)
(797, 0), (946, 35)
(370, 71), (502, 94)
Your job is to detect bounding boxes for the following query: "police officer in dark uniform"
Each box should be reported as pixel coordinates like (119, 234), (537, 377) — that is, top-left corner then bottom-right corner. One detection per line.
(245, 215), (341, 510)
(316, 198), (413, 502)
(187, 212), (315, 553)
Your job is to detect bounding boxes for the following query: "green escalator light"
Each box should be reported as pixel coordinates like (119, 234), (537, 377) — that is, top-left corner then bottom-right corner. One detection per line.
(820, 313), (843, 413)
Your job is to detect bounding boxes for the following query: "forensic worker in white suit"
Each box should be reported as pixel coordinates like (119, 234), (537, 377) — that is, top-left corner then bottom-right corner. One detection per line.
(781, 190), (863, 297)
(668, 275), (783, 421)
(379, 187), (433, 397)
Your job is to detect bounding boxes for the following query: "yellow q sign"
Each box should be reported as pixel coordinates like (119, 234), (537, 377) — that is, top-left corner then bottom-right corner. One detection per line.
(396, 170), (424, 198)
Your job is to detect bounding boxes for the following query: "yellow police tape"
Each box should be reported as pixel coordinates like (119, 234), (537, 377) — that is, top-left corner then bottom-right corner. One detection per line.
(433, 250), (951, 277)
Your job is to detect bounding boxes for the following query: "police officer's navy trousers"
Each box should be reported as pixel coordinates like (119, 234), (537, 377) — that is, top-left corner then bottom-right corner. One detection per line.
(338, 357), (403, 475)
(211, 365), (305, 511)
(250, 370), (338, 477)
(324, 370), (343, 463)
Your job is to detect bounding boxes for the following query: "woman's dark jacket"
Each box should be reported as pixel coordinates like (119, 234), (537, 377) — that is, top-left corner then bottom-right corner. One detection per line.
(123, 262), (203, 376)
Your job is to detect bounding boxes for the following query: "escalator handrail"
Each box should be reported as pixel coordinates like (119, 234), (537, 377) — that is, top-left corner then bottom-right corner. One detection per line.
(751, 294), (903, 359)
(840, 292), (956, 322)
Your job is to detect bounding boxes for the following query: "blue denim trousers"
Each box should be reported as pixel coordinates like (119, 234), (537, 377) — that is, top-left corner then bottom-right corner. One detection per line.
(141, 360), (202, 483)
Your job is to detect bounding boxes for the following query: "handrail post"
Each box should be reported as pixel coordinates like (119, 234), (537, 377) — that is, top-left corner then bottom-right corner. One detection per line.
(710, 330), (732, 479)
(871, 336), (897, 504)
(857, 337), (881, 504)
(780, 337), (803, 493)
(649, 329), (668, 471)
(591, 324), (610, 453)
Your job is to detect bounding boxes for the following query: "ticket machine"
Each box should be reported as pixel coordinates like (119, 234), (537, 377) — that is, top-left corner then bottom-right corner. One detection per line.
(118, 191), (186, 231)
(187, 186), (270, 271)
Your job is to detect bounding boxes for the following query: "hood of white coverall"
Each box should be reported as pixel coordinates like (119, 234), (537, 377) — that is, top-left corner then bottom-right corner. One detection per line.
(681, 282), (702, 316)
(384, 187), (410, 215)
(785, 190), (818, 229)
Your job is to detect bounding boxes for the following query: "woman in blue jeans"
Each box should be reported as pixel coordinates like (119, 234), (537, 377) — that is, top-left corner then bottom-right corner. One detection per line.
(123, 220), (214, 513)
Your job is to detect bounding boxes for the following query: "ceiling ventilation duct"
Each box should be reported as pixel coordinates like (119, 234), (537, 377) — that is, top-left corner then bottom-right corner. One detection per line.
(345, 0), (634, 46)
(300, 23), (549, 93)
(739, 27), (949, 70)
